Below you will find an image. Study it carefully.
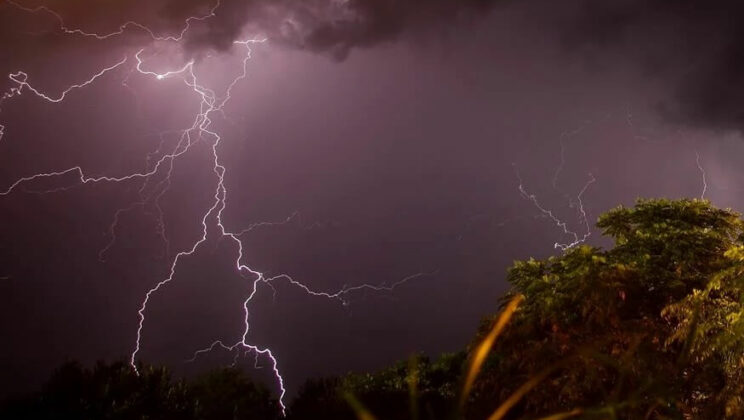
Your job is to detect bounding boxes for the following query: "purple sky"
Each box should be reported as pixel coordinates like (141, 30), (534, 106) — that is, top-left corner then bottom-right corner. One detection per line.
(3, 0), (744, 402)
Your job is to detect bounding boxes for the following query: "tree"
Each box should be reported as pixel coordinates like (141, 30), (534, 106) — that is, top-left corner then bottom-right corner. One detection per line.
(467, 198), (744, 418)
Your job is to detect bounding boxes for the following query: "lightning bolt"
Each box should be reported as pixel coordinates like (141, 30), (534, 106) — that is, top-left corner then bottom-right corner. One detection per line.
(695, 150), (707, 200)
(0, 4), (433, 415)
(0, 56), (127, 145)
(5, 0), (221, 42)
(514, 163), (596, 251)
(3, 57), (128, 104)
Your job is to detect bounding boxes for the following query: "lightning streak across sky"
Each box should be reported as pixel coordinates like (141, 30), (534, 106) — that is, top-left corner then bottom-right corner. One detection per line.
(0, 2), (431, 414)
(515, 163), (596, 251)
(695, 150), (707, 200)
(4, 0), (221, 42)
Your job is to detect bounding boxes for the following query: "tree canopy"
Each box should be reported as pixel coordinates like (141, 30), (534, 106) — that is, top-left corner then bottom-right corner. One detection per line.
(469, 198), (744, 418)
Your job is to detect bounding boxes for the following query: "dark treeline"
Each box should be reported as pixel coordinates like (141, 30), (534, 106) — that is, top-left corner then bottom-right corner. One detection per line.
(1, 361), (278, 420)
(5, 199), (744, 419)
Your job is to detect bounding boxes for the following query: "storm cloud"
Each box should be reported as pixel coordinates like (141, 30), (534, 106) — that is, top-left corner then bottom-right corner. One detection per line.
(6, 0), (744, 131)
(564, 0), (744, 132)
(3, 0), (508, 58)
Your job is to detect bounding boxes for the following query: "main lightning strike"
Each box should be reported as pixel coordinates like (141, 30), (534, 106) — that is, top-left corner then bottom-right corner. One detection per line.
(129, 42), (431, 414)
(125, 38), (289, 404)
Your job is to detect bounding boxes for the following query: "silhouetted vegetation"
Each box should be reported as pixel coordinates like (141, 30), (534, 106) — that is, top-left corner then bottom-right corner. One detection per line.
(1, 361), (279, 420)
(5, 198), (744, 419)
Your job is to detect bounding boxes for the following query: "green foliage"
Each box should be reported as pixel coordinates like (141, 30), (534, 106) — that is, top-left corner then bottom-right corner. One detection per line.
(471, 198), (744, 418)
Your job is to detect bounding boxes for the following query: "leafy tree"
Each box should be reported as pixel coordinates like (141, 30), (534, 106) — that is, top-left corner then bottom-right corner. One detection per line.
(466, 198), (744, 418)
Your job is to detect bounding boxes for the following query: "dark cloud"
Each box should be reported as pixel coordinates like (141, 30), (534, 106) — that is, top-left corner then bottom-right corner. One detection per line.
(4, 0), (507, 58)
(563, 0), (744, 132)
(159, 0), (511, 59)
(9, 0), (744, 130)
(0, 0), (512, 96)
(162, 0), (510, 58)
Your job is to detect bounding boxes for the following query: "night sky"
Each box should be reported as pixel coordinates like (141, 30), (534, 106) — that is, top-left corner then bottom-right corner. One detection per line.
(3, 0), (744, 404)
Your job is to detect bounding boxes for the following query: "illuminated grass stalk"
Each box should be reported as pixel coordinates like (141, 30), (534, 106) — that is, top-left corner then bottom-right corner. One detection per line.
(460, 294), (524, 408)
